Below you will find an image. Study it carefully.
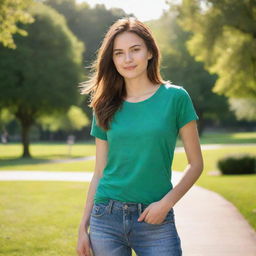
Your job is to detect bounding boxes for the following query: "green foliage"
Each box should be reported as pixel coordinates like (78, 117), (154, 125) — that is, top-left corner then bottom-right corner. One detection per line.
(148, 11), (232, 134)
(0, 0), (34, 48)
(37, 105), (89, 132)
(0, 2), (84, 114)
(229, 98), (256, 121)
(217, 154), (256, 175)
(0, 2), (84, 157)
(175, 0), (256, 99)
(44, 0), (129, 66)
(43, 0), (130, 120)
(0, 108), (15, 125)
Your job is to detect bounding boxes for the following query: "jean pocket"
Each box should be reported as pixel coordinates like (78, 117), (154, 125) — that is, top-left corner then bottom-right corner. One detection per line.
(91, 203), (108, 217)
(143, 208), (175, 225)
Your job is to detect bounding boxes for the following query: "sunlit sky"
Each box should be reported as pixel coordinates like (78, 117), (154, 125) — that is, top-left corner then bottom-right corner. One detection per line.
(78, 0), (171, 21)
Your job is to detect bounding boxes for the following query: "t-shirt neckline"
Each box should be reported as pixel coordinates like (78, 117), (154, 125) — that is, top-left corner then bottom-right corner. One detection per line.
(123, 84), (164, 105)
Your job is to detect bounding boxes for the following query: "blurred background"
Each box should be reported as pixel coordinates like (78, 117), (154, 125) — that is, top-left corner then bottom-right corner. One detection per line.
(0, 1), (255, 255)
(0, 0), (255, 157)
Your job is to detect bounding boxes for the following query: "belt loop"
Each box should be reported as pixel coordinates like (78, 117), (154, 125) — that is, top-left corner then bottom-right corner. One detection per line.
(138, 203), (142, 216)
(108, 200), (114, 214)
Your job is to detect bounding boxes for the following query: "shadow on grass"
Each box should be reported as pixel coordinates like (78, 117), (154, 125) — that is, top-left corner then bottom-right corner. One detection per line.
(0, 153), (82, 168)
(0, 158), (51, 168)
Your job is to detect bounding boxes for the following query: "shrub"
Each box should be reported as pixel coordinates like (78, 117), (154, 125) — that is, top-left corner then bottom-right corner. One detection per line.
(217, 154), (256, 175)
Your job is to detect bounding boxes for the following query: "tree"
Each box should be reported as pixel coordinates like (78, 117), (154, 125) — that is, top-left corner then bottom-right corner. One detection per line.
(228, 98), (256, 121)
(44, 0), (129, 66)
(173, 0), (256, 99)
(0, 0), (34, 48)
(0, 2), (84, 157)
(148, 11), (231, 135)
(44, 0), (130, 120)
(37, 105), (89, 132)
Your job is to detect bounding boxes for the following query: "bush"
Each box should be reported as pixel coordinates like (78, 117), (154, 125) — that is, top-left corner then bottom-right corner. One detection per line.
(217, 154), (256, 175)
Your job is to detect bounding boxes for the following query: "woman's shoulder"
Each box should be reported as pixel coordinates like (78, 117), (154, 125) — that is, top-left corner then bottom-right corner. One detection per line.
(162, 82), (188, 97)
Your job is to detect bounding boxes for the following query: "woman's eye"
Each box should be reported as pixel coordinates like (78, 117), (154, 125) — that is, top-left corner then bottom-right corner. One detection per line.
(114, 49), (139, 56)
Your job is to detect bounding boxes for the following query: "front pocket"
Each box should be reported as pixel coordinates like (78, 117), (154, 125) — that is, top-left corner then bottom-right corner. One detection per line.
(143, 209), (175, 225)
(91, 203), (108, 217)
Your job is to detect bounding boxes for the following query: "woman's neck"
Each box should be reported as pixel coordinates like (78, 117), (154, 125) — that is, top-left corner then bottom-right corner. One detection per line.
(124, 77), (157, 98)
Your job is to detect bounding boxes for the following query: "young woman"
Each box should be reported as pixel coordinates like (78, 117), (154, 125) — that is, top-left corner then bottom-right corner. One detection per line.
(77, 17), (203, 256)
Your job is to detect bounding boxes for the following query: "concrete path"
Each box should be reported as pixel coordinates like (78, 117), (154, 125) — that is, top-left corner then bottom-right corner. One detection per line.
(172, 172), (256, 256)
(0, 170), (256, 255)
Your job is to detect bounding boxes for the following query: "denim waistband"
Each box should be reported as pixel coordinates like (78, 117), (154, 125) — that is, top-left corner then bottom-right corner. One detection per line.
(96, 199), (174, 216)
(101, 199), (150, 216)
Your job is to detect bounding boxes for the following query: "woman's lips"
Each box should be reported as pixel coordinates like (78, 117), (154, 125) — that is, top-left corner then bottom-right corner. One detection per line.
(123, 65), (137, 70)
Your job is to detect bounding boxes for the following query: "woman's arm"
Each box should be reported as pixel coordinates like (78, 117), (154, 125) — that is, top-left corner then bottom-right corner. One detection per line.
(160, 120), (204, 211)
(78, 138), (108, 232)
(138, 120), (204, 224)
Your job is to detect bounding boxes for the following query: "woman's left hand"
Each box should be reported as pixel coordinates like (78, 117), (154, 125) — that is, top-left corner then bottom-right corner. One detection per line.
(137, 201), (171, 224)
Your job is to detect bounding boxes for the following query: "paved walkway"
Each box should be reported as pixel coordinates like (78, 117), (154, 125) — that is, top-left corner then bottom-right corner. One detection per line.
(0, 170), (256, 255)
(172, 173), (256, 256)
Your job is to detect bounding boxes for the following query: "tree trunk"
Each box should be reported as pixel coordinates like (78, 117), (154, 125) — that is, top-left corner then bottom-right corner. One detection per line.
(15, 110), (34, 159)
(21, 123), (31, 158)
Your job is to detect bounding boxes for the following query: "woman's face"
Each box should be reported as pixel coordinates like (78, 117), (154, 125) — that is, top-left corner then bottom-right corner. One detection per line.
(112, 31), (152, 80)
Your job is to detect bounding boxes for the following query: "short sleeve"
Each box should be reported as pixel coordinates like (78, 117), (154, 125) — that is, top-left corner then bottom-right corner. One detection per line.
(90, 112), (108, 140)
(176, 88), (199, 130)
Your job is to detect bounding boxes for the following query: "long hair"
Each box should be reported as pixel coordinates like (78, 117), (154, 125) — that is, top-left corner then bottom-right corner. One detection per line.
(80, 17), (166, 131)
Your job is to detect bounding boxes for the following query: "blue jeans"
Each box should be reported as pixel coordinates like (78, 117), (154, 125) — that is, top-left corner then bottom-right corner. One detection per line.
(88, 199), (182, 256)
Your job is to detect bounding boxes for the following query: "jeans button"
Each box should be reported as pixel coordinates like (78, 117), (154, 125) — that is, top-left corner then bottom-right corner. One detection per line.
(124, 205), (128, 209)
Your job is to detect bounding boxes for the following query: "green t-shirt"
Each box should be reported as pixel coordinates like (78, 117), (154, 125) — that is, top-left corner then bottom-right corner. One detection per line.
(90, 83), (199, 205)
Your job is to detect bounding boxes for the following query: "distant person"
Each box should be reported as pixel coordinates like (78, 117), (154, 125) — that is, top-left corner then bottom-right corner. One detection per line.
(67, 134), (75, 156)
(1, 130), (8, 144)
(67, 134), (75, 145)
(77, 17), (203, 256)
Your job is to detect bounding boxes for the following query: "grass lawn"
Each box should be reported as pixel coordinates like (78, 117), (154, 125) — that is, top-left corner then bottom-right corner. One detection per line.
(0, 142), (96, 171)
(0, 181), (89, 256)
(175, 130), (256, 147)
(0, 181), (137, 256)
(195, 131), (256, 145)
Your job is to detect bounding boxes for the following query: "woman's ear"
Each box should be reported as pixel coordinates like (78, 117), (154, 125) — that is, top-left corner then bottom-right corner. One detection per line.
(148, 51), (153, 60)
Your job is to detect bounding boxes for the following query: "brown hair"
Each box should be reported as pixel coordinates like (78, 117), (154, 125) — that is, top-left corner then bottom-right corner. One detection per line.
(80, 17), (166, 131)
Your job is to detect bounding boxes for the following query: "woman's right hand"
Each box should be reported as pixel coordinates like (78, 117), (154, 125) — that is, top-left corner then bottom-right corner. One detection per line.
(76, 226), (93, 256)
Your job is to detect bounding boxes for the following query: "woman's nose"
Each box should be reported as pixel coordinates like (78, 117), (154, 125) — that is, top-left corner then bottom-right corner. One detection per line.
(124, 52), (133, 62)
